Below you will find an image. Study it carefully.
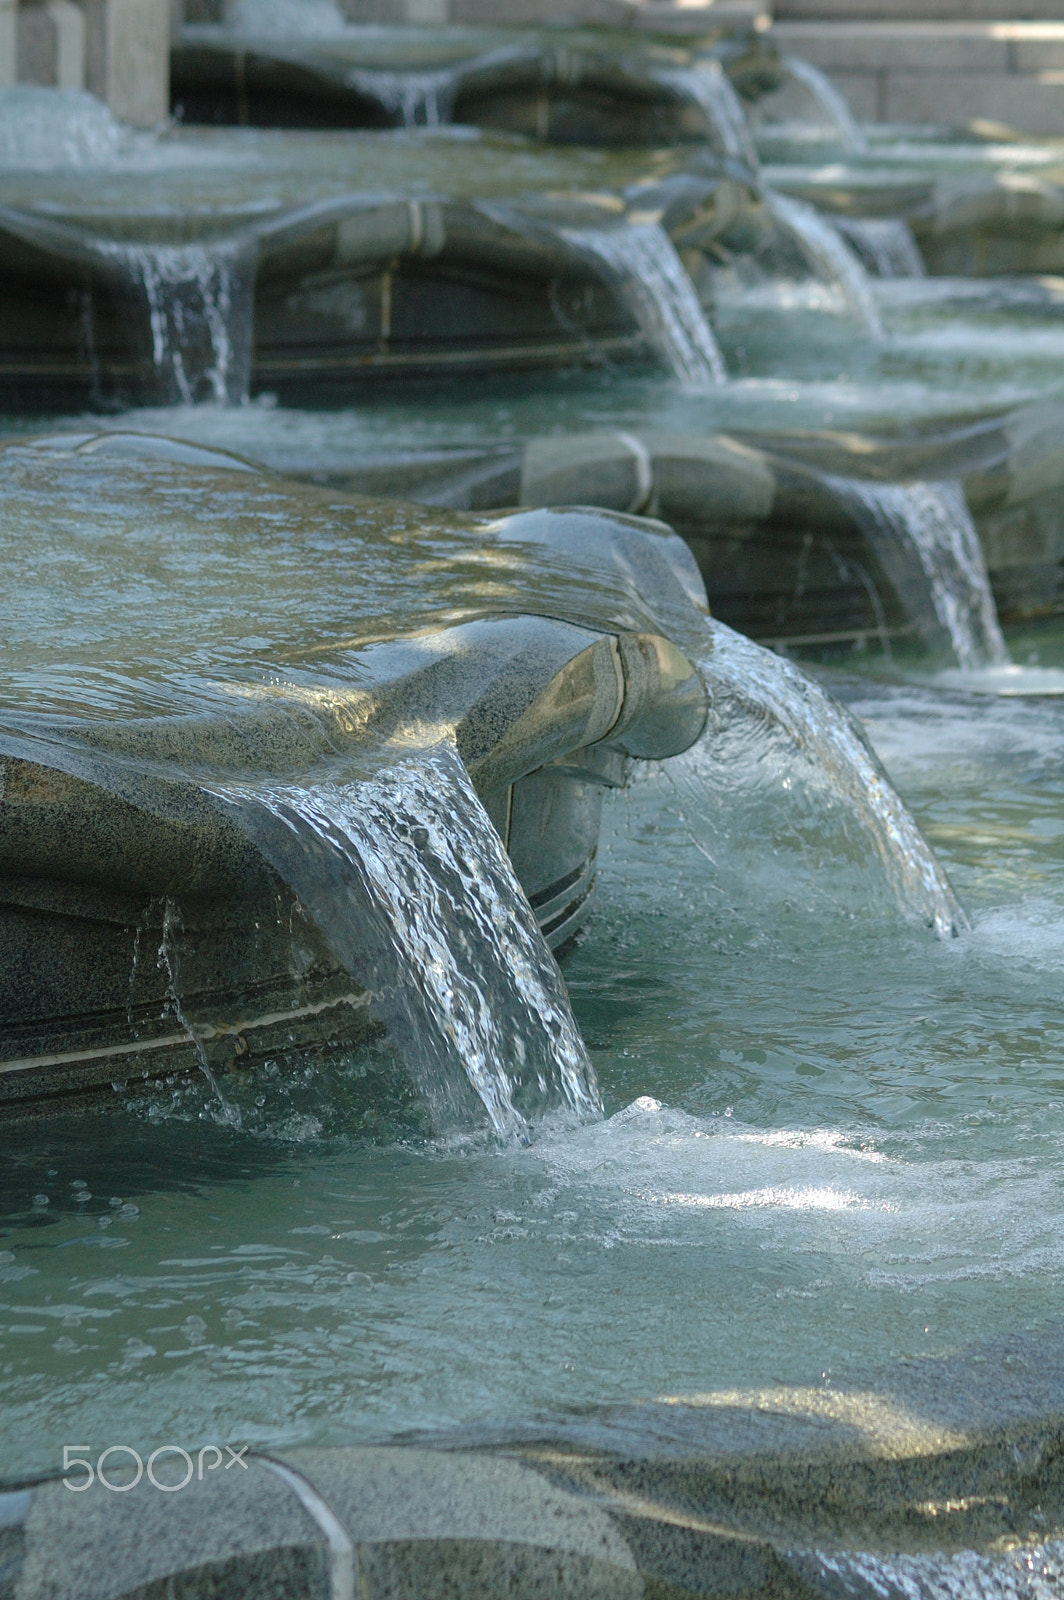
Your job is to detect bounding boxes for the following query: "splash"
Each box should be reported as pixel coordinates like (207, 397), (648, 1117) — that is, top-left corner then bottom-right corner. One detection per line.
(98, 241), (255, 404)
(218, 744), (601, 1140)
(781, 56), (869, 154)
(687, 617), (965, 937)
(826, 477), (1009, 670)
(651, 60), (759, 170)
(346, 69), (455, 128)
(767, 190), (885, 340)
(562, 221), (727, 387)
(832, 216), (926, 279)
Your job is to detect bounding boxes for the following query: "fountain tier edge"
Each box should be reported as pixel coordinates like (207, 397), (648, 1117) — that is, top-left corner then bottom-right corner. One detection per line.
(0, 118), (760, 408)
(0, 431), (709, 1126)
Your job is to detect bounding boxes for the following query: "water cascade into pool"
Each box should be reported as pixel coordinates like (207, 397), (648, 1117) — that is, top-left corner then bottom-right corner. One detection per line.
(99, 241), (255, 405)
(6, 53), (1064, 1593)
(561, 221), (729, 386)
(779, 55), (871, 154)
(765, 189), (887, 341)
(220, 748), (600, 1140)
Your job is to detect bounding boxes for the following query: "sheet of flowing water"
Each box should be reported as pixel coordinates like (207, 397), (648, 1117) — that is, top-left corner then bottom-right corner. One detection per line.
(560, 222), (728, 387)
(765, 190), (886, 342)
(826, 477), (1010, 670)
(20, 614), (1064, 1484)
(780, 57), (870, 155)
(94, 242), (255, 405)
(650, 60), (760, 170)
(345, 68), (454, 127)
(691, 618), (963, 937)
(216, 744), (599, 1140)
(831, 216), (926, 280)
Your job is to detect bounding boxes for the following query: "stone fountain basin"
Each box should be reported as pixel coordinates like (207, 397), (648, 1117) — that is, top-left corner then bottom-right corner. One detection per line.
(290, 400), (1064, 651)
(0, 431), (708, 1115)
(763, 158), (1064, 278)
(4, 1327), (1064, 1599)
(170, 20), (778, 146)
(0, 128), (762, 407)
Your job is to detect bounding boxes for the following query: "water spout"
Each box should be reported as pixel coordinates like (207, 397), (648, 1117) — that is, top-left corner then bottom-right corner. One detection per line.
(832, 217), (926, 280)
(97, 240), (256, 405)
(781, 57), (869, 155)
(651, 60), (760, 172)
(688, 618), (965, 938)
(562, 221), (727, 387)
(825, 477), (1009, 670)
(219, 743), (601, 1140)
(346, 69), (455, 128)
(766, 189), (885, 341)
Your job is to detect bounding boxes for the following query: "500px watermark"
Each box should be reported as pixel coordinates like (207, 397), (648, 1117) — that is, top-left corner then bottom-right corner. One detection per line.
(62, 1444), (249, 1492)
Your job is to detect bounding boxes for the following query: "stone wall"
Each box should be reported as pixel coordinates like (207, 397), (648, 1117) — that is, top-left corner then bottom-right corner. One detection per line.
(771, 18), (1064, 134)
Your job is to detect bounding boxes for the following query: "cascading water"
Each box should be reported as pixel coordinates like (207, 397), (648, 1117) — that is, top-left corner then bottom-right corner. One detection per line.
(562, 221), (727, 387)
(651, 60), (760, 171)
(218, 743), (601, 1141)
(346, 69), (455, 128)
(766, 189), (885, 340)
(826, 476), (1010, 669)
(682, 617), (965, 938)
(98, 240), (255, 404)
(831, 216), (926, 279)
(781, 56), (870, 155)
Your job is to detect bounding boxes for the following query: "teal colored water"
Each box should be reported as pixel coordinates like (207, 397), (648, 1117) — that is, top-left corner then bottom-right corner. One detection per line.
(3, 631), (1064, 1480)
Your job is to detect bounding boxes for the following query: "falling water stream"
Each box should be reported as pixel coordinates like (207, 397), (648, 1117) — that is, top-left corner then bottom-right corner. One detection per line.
(345, 68), (454, 128)
(562, 221), (728, 386)
(781, 56), (870, 154)
(218, 746), (600, 1140)
(651, 60), (761, 170)
(97, 241), (255, 404)
(690, 619), (964, 937)
(832, 216), (926, 279)
(826, 476), (1010, 669)
(766, 189), (887, 341)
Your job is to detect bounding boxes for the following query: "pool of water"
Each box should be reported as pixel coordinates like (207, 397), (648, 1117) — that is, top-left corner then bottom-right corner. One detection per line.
(4, 622), (1064, 1481)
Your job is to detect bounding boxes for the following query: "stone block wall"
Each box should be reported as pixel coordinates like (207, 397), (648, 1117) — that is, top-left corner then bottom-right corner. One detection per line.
(771, 17), (1064, 133)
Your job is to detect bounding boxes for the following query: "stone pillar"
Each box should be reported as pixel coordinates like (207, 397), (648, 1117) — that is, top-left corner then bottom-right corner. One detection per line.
(0, 0), (16, 84)
(16, 0), (84, 88)
(85, 0), (168, 125)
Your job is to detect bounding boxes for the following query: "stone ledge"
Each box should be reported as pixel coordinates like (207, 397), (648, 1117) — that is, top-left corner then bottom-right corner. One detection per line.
(6, 1330), (1064, 1599)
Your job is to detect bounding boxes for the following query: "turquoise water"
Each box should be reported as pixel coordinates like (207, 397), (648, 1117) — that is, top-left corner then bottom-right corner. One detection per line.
(4, 631), (1064, 1479)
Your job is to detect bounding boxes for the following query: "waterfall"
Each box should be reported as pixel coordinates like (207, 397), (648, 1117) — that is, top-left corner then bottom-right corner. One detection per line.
(826, 477), (1009, 670)
(562, 221), (727, 387)
(99, 240), (255, 405)
(218, 743), (601, 1140)
(766, 190), (885, 341)
(781, 56), (869, 154)
(651, 60), (760, 171)
(688, 618), (965, 937)
(832, 216), (926, 279)
(346, 69), (455, 128)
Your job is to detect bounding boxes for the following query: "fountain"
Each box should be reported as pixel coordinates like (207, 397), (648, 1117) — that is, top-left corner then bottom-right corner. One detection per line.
(0, 93), (761, 406)
(0, 432), (708, 1122)
(9, 28), (1064, 1600)
(171, 16), (778, 155)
